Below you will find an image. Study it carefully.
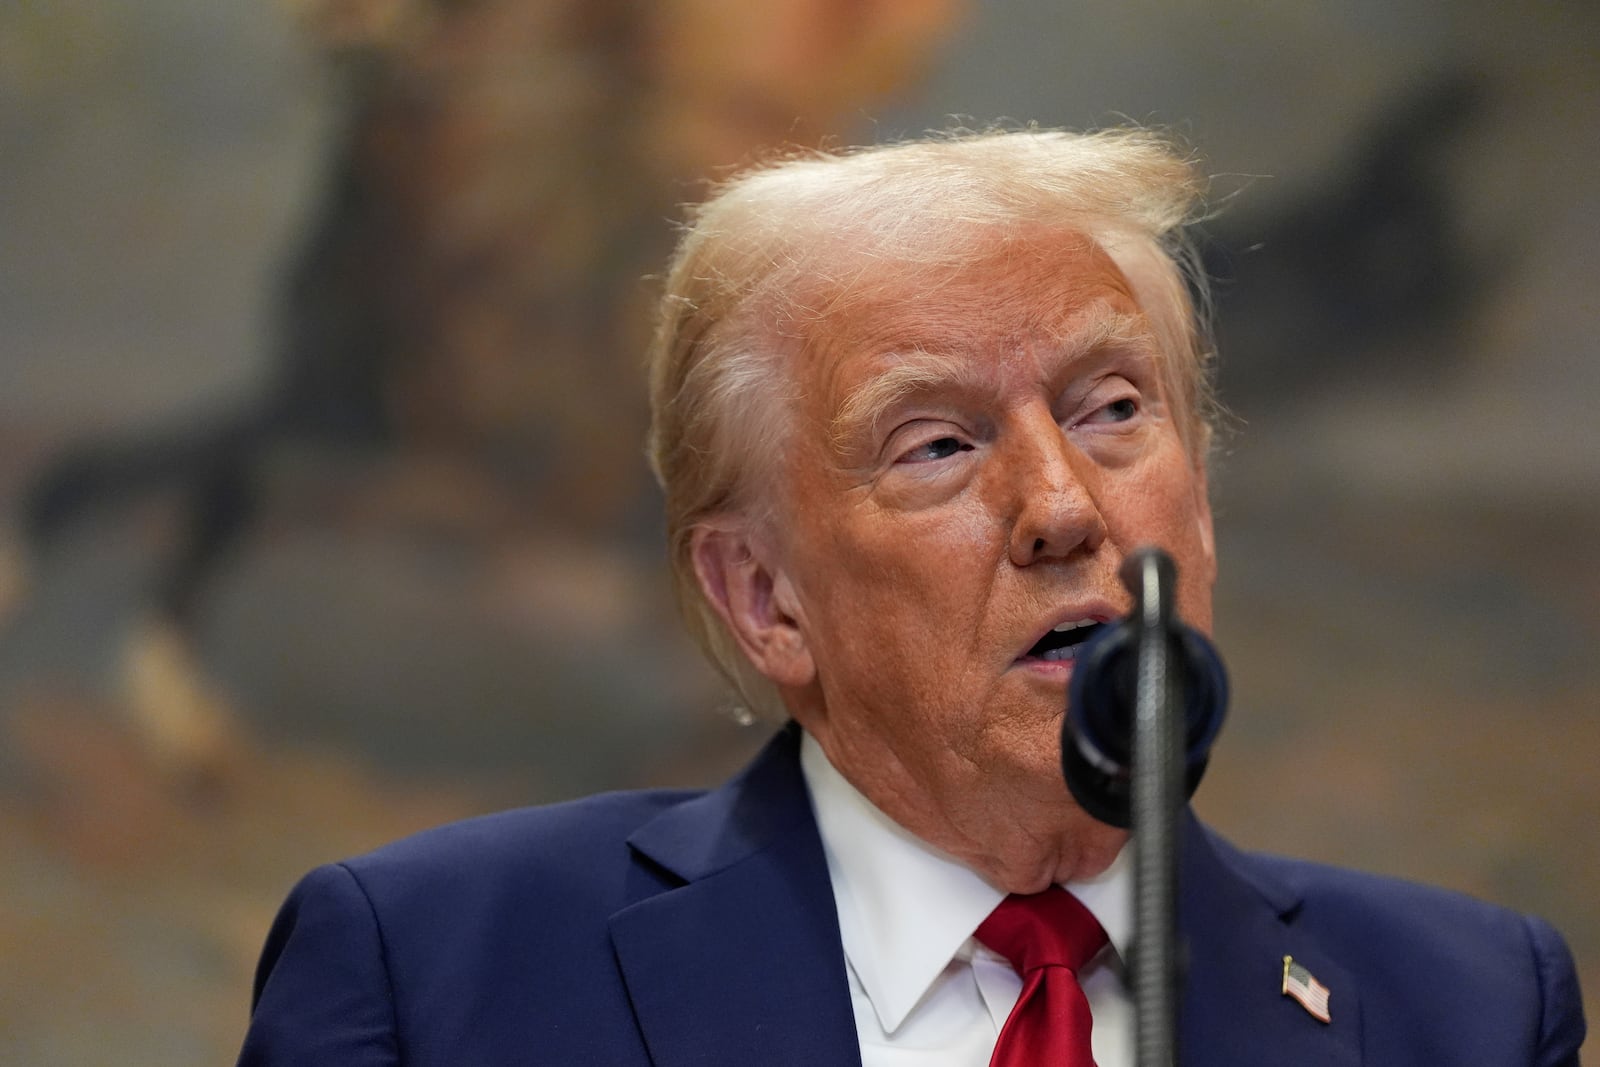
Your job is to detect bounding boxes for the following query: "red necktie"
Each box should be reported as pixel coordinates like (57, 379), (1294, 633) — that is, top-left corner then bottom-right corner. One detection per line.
(976, 887), (1108, 1067)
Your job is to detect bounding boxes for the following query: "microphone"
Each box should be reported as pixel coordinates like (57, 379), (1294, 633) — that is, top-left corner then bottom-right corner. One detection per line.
(1060, 548), (1229, 828)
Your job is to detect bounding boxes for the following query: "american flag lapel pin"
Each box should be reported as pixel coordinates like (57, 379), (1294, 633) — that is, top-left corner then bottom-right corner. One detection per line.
(1281, 955), (1332, 1024)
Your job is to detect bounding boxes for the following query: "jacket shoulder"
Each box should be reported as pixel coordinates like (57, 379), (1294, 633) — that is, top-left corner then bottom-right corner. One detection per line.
(339, 787), (702, 912)
(1215, 834), (1586, 1064)
(353, 788), (697, 871)
(1236, 841), (1549, 951)
(245, 788), (705, 1065)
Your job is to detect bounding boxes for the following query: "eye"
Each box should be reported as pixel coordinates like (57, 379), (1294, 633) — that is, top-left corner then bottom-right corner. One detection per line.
(900, 435), (973, 464)
(1080, 394), (1140, 426)
(1102, 397), (1138, 421)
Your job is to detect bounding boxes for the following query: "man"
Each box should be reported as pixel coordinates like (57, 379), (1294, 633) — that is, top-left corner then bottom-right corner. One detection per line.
(238, 129), (1586, 1065)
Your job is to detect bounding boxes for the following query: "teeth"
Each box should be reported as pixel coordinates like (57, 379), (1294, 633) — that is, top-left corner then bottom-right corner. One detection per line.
(1039, 646), (1078, 661)
(1051, 618), (1097, 633)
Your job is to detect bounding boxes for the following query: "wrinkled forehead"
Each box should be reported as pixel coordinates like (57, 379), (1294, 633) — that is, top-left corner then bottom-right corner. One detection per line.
(781, 224), (1178, 413)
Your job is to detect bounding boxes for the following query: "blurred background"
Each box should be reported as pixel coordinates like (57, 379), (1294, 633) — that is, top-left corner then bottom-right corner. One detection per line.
(1, 0), (1595, 1060)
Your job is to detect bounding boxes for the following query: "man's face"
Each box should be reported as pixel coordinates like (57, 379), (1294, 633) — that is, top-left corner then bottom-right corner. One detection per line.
(757, 229), (1216, 892)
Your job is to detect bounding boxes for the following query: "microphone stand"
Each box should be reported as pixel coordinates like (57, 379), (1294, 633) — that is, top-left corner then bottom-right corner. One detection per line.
(1061, 546), (1226, 1067)
(1125, 549), (1183, 1067)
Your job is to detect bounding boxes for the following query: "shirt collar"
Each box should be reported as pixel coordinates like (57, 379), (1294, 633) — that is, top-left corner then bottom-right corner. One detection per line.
(799, 731), (1133, 1035)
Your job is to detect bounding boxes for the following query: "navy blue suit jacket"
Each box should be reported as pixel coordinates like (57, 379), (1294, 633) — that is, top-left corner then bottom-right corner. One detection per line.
(239, 726), (1585, 1064)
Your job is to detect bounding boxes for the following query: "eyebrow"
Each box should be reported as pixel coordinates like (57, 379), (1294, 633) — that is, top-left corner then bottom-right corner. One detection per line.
(828, 309), (1157, 450)
(829, 347), (985, 451)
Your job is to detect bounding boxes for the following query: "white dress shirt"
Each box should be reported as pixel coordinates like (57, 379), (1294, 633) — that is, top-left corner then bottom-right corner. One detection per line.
(800, 732), (1134, 1067)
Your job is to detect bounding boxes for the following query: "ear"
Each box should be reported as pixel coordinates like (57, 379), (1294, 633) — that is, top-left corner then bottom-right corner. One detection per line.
(690, 523), (816, 688)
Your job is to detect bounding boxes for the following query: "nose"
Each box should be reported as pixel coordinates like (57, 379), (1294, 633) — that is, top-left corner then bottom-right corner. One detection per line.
(1004, 410), (1108, 567)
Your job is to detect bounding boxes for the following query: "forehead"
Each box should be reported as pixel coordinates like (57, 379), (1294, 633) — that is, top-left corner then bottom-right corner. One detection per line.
(795, 228), (1153, 413)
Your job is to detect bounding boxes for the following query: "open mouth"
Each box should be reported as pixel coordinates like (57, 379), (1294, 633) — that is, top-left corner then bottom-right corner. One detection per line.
(1022, 618), (1106, 662)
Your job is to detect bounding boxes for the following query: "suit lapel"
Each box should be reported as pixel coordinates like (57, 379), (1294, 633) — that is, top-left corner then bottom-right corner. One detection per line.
(611, 730), (1367, 1066)
(610, 725), (862, 1067)
(1178, 814), (1363, 1066)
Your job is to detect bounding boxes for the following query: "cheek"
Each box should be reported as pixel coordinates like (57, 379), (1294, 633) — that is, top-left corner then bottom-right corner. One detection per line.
(799, 507), (998, 686)
(1102, 455), (1215, 626)
(814, 490), (995, 603)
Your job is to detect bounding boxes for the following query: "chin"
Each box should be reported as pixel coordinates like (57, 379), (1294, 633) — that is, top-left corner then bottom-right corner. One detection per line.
(971, 812), (1128, 895)
(1057, 825), (1128, 882)
(1039, 807), (1129, 886)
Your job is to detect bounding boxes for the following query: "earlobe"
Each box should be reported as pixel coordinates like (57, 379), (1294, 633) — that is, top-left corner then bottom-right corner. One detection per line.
(690, 524), (816, 688)
(1192, 462), (1217, 580)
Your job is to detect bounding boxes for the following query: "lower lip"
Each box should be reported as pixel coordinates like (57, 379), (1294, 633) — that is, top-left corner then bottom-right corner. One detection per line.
(1013, 655), (1079, 682)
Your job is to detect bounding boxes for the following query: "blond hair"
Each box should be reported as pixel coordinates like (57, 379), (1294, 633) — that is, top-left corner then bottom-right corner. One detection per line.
(647, 127), (1216, 719)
